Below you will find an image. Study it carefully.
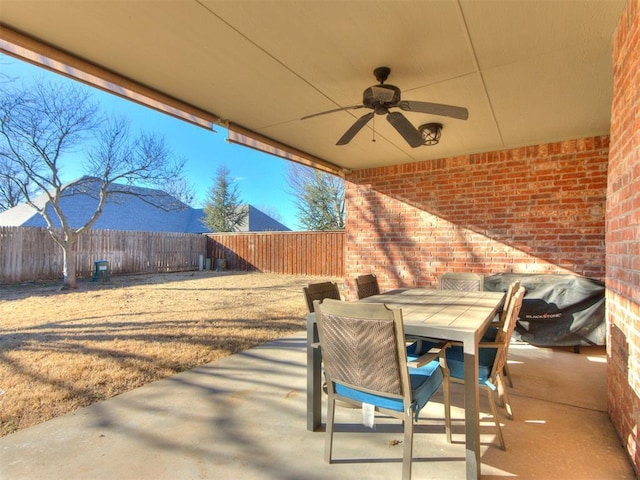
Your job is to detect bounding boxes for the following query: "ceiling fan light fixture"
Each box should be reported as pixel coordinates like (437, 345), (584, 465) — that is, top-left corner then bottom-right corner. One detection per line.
(419, 122), (443, 146)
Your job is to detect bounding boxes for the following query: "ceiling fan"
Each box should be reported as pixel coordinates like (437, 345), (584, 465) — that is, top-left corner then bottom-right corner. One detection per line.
(301, 66), (469, 148)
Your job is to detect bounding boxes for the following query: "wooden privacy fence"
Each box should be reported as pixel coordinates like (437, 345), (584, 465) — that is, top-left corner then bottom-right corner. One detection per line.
(206, 231), (344, 277)
(0, 227), (344, 283)
(0, 227), (207, 283)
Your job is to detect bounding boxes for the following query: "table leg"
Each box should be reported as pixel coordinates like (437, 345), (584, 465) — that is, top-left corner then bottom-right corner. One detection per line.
(463, 338), (481, 480)
(306, 313), (322, 431)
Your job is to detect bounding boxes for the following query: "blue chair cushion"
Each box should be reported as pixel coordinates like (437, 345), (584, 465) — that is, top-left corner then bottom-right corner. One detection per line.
(408, 339), (498, 387)
(444, 345), (497, 386)
(333, 360), (443, 421)
(407, 340), (439, 356)
(481, 325), (499, 342)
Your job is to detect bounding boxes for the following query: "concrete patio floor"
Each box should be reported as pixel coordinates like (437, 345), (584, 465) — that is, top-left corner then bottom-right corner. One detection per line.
(0, 334), (635, 479)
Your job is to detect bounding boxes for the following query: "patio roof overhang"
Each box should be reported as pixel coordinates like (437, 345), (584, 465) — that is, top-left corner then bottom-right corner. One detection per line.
(0, 1), (625, 173)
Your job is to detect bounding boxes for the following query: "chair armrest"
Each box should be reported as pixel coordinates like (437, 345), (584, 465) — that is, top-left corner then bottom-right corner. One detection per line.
(408, 342), (449, 368)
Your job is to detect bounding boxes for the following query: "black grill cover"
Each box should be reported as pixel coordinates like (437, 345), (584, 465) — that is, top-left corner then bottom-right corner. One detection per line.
(484, 273), (605, 347)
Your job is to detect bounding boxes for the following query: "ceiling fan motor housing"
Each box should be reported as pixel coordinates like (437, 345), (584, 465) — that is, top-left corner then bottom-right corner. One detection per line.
(363, 84), (401, 112)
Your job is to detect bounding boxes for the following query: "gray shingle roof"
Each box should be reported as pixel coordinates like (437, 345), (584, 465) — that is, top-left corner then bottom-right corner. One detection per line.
(0, 178), (289, 233)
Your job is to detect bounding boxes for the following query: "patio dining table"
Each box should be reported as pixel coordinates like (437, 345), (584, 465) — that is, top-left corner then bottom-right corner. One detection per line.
(306, 287), (506, 480)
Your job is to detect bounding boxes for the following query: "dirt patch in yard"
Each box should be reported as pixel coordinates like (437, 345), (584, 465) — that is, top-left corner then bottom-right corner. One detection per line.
(0, 271), (340, 437)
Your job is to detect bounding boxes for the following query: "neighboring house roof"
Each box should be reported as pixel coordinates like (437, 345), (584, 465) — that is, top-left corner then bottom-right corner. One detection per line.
(242, 205), (289, 232)
(0, 178), (290, 233)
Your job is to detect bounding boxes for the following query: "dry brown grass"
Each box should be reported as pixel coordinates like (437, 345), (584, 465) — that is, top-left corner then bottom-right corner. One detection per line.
(0, 271), (337, 437)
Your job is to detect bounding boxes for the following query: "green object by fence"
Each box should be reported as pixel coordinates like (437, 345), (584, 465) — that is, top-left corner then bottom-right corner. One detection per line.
(92, 260), (110, 282)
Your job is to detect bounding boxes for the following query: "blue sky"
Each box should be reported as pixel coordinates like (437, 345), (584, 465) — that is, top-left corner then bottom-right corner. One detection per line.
(0, 53), (300, 230)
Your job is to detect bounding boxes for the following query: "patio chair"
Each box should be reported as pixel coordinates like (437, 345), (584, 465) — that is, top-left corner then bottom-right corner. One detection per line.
(439, 272), (484, 291)
(355, 273), (380, 299)
(315, 298), (450, 480)
(443, 286), (525, 450)
(482, 280), (522, 387)
(303, 281), (341, 313)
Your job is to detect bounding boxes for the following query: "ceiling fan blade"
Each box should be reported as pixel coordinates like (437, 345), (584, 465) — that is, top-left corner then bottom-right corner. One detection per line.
(301, 104), (365, 120)
(386, 111), (424, 148)
(398, 100), (469, 120)
(336, 112), (375, 145)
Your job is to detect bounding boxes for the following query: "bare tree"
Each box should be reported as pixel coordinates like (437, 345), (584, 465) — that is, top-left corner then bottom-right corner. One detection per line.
(0, 61), (27, 210)
(0, 159), (34, 210)
(0, 79), (186, 289)
(287, 163), (344, 230)
(164, 175), (197, 206)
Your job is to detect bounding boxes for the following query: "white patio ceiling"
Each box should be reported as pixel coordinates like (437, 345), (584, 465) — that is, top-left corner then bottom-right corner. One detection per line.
(0, 0), (625, 173)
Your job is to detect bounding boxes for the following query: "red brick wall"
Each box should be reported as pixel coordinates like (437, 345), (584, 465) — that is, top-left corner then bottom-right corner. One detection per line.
(608, 0), (640, 474)
(344, 137), (608, 296)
